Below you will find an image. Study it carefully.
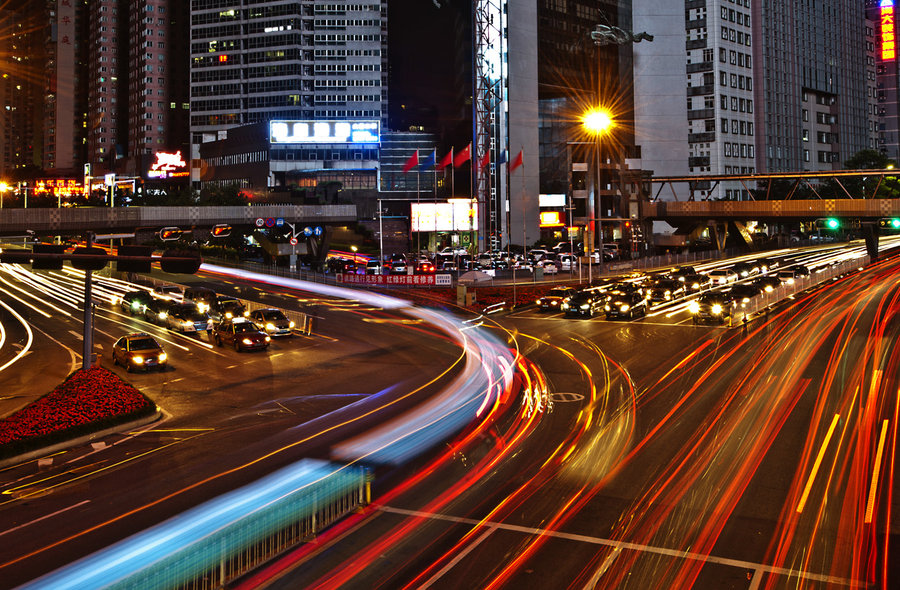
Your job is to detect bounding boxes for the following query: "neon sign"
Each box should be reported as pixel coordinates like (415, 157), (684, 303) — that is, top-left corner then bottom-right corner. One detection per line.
(148, 150), (188, 178)
(882, 0), (896, 61)
(269, 120), (380, 144)
(539, 211), (564, 227)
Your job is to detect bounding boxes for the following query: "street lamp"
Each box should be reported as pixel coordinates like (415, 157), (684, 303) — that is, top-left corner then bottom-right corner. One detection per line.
(0, 182), (9, 209)
(581, 107), (614, 279)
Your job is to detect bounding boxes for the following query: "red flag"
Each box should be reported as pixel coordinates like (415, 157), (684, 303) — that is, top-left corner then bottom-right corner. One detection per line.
(478, 151), (490, 170)
(509, 149), (523, 173)
(402, 150), (418, 173)
(437, 148), (453, 171)
(453, 142), (471, 167)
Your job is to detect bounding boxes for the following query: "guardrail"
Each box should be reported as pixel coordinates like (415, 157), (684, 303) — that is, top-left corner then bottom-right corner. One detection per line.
(21, 459), (367, 590)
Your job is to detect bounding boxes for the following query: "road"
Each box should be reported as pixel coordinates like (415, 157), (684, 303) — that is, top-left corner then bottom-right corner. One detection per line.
(0, 264), (467, 588)
(238, 248), (898, 589)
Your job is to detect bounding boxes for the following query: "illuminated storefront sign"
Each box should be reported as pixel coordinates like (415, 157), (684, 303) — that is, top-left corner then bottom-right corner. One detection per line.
(269, 120), (380, 144)
(33, 179), (85, 197)
(411, 201), (479, 232)
(148, 151), (189, 178)
(882, 0), (896, 60)
(539, 211), (565, 227)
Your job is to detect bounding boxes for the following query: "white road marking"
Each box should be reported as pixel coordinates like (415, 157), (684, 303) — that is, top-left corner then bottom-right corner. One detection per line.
(378, 506), (861, 587)
(0, 500), (90, 538)
(419, 523), (499, 589)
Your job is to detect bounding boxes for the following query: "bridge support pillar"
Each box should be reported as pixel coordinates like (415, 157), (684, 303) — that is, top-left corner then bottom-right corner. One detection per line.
(865, 224), (879, 261)
(710, 221), (728, 252)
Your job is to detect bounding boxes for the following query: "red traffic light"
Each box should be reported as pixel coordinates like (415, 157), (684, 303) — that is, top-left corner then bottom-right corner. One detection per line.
(159, 227), (182, 241)
(211, 224), (232, 237)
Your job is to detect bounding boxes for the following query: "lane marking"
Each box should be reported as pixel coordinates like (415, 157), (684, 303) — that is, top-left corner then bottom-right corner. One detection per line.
(0, 500), (90, 539)
(865, 419), (890, 524)
(378, 505), (861, 587)
(419, 524), (499, 589)
(796, 413), (840, 514)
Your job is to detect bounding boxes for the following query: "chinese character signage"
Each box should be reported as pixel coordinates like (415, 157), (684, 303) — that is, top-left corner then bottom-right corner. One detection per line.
(882, 0), (896, 60)
(336, 274), (452, 286)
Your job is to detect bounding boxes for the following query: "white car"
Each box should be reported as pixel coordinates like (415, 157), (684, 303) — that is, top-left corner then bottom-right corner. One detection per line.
(708, 268), (738, 286)
(557, 254), (577, 271)
(537, 260), (559, 274)
(151, 284), (183, 302)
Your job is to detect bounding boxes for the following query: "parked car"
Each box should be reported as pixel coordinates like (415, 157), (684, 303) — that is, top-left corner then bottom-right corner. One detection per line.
(249, 308), (295, 337)
(213, 318), (271, 352)
(536, 286), (578, 312)
(536, 260), (559, 274)
(165, 302), (209, 334)
(119, 290), (154, 316)
(689, 292), (737, 324)
(557, 254), (578, 271)
(112, 332), (167, 372)
(605, 290), (648, 320)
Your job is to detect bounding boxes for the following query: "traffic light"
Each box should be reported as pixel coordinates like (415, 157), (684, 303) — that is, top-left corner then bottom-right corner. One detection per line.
(116, 245), (154, 273)
(31, 244), (67, 270)
(825, 218), (840, 230)
(159, 249), (202, 274)
(71, 246), (109, 271)
(878, 218), (900, 229)
(158, 227), (182, 241)
(211, 224), (232, 237)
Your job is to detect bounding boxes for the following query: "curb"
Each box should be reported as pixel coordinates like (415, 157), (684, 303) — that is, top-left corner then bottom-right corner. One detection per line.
(0, 408), (163, 470)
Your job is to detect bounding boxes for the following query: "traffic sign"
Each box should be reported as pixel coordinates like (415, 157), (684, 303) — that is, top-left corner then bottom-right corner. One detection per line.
(275, 217), (285, 227)
(303, 226), (313, 237)
(313, 226), (323, 236)
(265, 218), (276, 227)
(255, 218), (265, 227)
(289, 237), (298, 246)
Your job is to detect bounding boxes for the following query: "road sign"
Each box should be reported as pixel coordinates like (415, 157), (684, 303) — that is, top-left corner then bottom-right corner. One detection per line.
(255, 218), (265, 227)
(303, 226), (313, 236)
(265, 218), (276, 227)
(289, 237), (298, 246)
(275, 217), (285, 227)
(313, 226), (323, 236)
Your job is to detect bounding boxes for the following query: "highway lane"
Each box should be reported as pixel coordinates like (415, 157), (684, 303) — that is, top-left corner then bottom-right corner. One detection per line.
(0, 264), (470, 588)
(247, 250), (898, 589)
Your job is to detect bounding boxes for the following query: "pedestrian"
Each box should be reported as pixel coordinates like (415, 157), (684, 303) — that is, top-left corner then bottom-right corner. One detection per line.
(206, 317), (214, 341)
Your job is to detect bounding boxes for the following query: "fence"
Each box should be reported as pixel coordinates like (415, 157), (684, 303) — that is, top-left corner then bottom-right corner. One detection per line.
(21, 460), (368, 590)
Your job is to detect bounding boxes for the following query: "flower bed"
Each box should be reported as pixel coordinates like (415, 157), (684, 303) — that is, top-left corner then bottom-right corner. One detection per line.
(0, 367), (157, 460)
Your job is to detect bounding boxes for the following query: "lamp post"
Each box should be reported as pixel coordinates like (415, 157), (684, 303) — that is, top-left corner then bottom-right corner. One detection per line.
(582, 107), (613, 279)
(0, 182), (8, 209)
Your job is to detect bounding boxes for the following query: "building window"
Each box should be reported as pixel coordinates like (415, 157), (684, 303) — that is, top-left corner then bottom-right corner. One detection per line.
(804, 149), (810, 162)
(722, 118), (729, 133)
(802, 109), (809, 122)
(721, 95), (728, 109)
(730, 73), (737, 87)
(720, 71), (727, 86)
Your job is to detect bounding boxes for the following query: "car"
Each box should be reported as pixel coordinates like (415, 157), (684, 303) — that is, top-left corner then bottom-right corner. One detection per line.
(605, 290), (648, 320)
(249, 308), (295, 337)
(112, 333), (168, 372)
(365, 260), (382, 275)
(557, 254), (578, 271)
(732, 261), (760, 278)
(670, 266), (697, 282)
(151, 284), (184, 302)
(387, 255), (408, 275)
(536, 286), (578, 312)
(183, 286), (217, 314)
(645, 278), (685, 303)
(528, 249), (551, 262)
(562, 290), (605, 318)
(689, 292), (737, 324)
(604, 281), (644, 297)
(119, 290), (154, 316)
(414, 259), (436, 274)
(757, 258), (780, 274)
(752, 276), (783, 293)
(729, 283), (762, 307)
(536, 260), (559, 274)
(212, 295), (249, 322)
(141, 298), (171, 325)
(708, 268), (738, 286)
(476, 253), (494, 269)
(682, 273), (711, 293)
(165, 303), (209, 333)
(213, 318), (271, 352)
(328, 258), (357, 274)
(441, 260), (458, 271)
(777, 265), (810, 284)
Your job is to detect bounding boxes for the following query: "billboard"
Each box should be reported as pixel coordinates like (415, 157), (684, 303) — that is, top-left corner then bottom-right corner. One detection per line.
(883, 0), (896, 60)
(269, 120), (380, 144)
(411, 201), (479, 232)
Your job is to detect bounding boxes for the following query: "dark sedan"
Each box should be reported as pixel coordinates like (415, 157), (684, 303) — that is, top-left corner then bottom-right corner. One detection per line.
(536, 286), (578, 312)
(645, 278), (685, 303)
(562, 290), (605, 318)
(213, 318), (271, 352)
(689, 292), (737, 324)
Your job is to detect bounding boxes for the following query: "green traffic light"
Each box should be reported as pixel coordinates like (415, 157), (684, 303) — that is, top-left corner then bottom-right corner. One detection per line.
(892, 218), (900, 229)
(826, 218), (839, 230)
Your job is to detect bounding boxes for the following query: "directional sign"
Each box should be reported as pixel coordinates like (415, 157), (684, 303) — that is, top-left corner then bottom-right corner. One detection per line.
(275, 217), (285, 227)
(255, 218), (265, 227)
(313, 226), (323, 236)
(303, 226), (313, 237)
(289, 237), (298, 246)
(265, 218), (276, 228)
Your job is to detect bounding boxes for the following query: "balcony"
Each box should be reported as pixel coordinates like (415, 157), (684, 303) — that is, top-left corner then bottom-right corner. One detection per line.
(686, 39), (707, 50)
(686, 61), (713, 74)
(687, 108), (715, 120)
(688, 132), (716, 143)
(686, 85), (715, 96)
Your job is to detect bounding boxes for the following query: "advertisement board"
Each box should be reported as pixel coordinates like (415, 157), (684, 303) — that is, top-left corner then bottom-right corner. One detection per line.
(269, 120), (380, 144)
(411, 201), (479, 232)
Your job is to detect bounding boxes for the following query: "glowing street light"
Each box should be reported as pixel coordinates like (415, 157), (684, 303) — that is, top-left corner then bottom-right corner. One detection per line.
(0, 181), (9, 209)
(582, 107), (614, 279)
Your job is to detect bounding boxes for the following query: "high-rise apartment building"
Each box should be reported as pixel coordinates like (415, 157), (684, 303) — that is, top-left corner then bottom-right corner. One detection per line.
(189, 1), (388, 190)
(633, 0), (873, 200)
